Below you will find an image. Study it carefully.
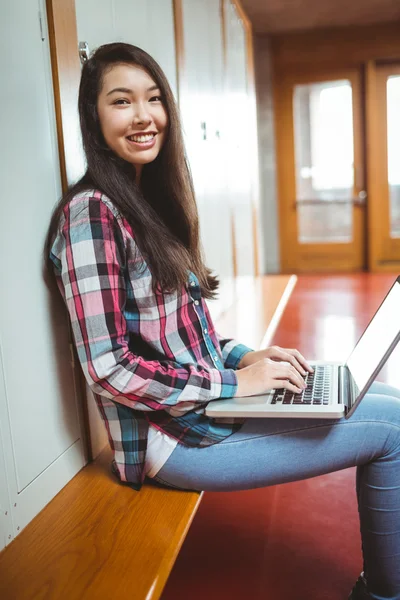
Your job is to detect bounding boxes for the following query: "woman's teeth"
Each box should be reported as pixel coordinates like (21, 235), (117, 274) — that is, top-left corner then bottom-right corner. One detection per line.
(128, 134), (155, 143)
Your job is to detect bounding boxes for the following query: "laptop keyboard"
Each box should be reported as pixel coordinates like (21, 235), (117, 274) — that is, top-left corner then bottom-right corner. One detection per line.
(271, 365), (333, 406)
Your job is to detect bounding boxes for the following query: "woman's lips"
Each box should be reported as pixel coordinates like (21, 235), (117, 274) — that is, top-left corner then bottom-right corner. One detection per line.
(126, 135), (157, 150)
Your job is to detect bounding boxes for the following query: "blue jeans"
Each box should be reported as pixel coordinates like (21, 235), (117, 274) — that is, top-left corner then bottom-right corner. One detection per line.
(153, 382), (400, 599)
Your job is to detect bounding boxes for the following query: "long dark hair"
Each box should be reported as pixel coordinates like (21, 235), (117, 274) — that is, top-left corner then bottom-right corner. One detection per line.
(44, 42), (219, 299)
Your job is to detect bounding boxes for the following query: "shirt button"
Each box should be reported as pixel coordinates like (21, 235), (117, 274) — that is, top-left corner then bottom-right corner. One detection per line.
(214, 355), (218, 361)
(190, 281), (196, 287)
(204, 328), (208, 334)
(194, 300), (199, 305)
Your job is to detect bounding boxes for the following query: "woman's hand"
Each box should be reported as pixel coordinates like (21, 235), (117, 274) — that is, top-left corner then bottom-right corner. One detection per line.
(238, 346), (313, 376)
(234, 356), (310, 398)
(234, 346), (314, 398)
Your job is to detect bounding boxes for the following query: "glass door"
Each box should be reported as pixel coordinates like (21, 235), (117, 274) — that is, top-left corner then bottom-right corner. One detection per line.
(275, 69), (366, 272)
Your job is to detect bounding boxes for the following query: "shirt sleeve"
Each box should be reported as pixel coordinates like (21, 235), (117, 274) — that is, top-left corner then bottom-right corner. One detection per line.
(50, 196), (238, 414)
(215, 332), (254, 370)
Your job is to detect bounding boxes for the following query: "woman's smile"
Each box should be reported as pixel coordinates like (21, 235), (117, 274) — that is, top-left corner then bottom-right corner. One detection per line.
(126, 131), (158, 149)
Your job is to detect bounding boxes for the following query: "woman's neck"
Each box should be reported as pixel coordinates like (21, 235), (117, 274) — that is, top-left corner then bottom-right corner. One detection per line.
(135, 164), (143, 185)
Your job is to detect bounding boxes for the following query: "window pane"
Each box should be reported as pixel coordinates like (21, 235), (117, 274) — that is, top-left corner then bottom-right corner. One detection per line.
(293, 80), (354, 243)
(387, 76), (400, 238)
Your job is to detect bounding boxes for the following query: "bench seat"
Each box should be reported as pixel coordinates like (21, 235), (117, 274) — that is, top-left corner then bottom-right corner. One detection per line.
(0, 447), (201, 600)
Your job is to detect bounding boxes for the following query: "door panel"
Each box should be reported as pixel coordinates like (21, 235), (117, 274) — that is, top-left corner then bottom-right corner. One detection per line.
(276, 69), (366, 272)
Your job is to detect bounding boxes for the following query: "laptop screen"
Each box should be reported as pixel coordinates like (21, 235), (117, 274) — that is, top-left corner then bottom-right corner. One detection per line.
(346, 277), (400, 396)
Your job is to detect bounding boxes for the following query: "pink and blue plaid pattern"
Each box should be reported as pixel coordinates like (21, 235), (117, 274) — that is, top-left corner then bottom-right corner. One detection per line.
(50, 190), (253, 489)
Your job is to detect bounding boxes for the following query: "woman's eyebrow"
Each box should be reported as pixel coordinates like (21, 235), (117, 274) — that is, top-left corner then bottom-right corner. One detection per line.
(106, 84), (160, 96)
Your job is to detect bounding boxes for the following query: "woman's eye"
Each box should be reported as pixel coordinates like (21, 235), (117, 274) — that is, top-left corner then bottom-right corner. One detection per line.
(149, 95), (162, 102)
(113, 99), (129, 105)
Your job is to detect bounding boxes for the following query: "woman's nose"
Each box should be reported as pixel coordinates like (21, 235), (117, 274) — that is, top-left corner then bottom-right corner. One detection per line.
(132, 103), (152, 126)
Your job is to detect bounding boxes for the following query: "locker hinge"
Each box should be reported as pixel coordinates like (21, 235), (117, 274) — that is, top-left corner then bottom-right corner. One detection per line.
(38, 10), (45, 42)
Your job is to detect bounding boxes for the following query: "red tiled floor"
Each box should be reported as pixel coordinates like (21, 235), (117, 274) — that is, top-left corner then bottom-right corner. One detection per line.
(161, 274), (399, 600)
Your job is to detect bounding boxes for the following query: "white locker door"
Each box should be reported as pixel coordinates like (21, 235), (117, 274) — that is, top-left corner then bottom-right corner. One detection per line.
(181, 0), (213, 268)
(0, 0), (85, 539)
(203, 0), (235, 319)
(181, 0), (234, 321)
(75, 0), (177, 99)
(180, 0), (209, 228)
(224, 0), (255, 277)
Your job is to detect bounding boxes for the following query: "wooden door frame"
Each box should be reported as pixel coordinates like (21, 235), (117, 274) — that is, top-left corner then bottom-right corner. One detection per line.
(46, 0), (83, 189)
(172, 0), (184, 107)
(366, 61), (400, 271)
(274, 67), (366, 273)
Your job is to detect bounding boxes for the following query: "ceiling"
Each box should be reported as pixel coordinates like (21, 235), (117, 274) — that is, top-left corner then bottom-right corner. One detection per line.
(240, 0), (400, 34)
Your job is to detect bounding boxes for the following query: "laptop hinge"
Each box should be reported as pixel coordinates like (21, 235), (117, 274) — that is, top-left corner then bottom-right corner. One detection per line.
(339, 366), (351, 412)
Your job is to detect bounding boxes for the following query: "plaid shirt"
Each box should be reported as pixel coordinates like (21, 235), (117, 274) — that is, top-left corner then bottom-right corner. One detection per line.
(50, 190), (253, 490)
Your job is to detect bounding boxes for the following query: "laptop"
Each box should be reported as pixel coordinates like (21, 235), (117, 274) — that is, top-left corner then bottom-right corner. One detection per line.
(206, 276), (400, 420)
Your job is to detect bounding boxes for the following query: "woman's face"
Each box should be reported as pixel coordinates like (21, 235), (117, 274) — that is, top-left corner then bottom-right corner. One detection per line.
(97, 63), (168, 177)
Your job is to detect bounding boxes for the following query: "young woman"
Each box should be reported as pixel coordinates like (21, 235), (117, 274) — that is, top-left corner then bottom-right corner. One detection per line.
(45, 43), (400, 600)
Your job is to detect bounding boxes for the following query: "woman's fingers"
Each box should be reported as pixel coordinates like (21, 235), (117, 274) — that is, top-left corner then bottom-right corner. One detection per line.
(236, 357), (308, 397)
(273, 377), (304, 394)
(272, 346), (313, 374)
(288, 349), (314, 373)
(272, 362), (307, 391)
(288, 354), (307, 376)
(271, 347), (307, 376)
(280, 380), (305, 394)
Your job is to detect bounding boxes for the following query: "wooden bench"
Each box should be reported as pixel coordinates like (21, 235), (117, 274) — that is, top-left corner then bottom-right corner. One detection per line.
(0, 275), (296, 600)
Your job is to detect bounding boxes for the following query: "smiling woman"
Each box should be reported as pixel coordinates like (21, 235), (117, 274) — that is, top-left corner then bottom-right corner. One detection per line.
(43, 42), (248, 497)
